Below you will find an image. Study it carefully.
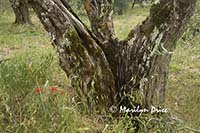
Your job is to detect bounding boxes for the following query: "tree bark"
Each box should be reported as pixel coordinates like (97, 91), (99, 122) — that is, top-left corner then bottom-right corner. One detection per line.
(9, 0), (32, 24)
(118, 0), (196, 108)
(28, 0), (196, 113)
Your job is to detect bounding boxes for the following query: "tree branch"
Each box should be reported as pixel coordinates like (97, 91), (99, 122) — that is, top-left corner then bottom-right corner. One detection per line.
(29, 0), (116, 109)
(84, 0), (116, 41)
(126, 0), (196, 49)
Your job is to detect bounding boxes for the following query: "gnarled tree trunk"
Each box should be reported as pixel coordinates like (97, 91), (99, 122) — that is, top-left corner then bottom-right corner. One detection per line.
(28, 0), (196, 113)
(9, 0), (32, 24)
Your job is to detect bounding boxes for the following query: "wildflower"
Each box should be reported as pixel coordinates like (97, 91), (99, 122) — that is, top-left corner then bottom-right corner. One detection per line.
(35, 88), (42, 93)
(51, 86), (58, 92)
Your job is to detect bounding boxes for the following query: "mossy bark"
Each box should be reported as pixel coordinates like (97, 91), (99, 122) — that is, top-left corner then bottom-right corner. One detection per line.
(29, 0), (196, 113)
(9, 0), (32, 24)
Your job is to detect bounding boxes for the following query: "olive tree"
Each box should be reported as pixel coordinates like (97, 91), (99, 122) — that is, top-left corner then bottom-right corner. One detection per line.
(9, 0), (32, 24)
(28, 0), (196, 113)
(114, 0), (129, 15)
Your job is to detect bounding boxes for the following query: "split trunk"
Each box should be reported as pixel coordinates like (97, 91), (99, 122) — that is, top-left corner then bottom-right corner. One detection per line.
(29, 0), (196, 113)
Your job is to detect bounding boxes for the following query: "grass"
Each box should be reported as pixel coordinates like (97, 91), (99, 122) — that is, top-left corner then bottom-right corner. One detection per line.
(114, 6), (150, 39)
(0, 5), (200, 132)
(166, 36), (200, 131)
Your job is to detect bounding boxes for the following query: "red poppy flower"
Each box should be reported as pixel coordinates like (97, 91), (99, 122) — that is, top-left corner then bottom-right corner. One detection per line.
(35, 88), (42, 93)
(51, 86), (58, 92)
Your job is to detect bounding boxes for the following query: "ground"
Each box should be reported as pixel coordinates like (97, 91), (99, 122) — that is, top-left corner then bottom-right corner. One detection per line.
(0, 6), (200, 132)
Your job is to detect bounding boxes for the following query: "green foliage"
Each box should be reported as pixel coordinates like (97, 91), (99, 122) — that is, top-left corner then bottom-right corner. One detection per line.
(182, 0), (200, 44)
(0, 84), (77, 132)
(0, 50), (53, 94)
(107, 113), (184, 132)
(0, 48), (69, 131)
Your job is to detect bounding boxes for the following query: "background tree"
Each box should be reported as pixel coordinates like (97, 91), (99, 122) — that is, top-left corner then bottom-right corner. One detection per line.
(182, 1), (200, 42)
(114, 0), (130, 15)
(28, 0), (196, 113)
(9, 0), (32, 24)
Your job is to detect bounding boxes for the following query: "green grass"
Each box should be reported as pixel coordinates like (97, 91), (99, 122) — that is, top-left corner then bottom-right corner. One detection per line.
(114, 6), (150, 39)
(0, 10), (106, 132)
(166, 36), (200, 130)
(0, 6), (200, 132)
